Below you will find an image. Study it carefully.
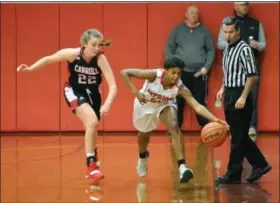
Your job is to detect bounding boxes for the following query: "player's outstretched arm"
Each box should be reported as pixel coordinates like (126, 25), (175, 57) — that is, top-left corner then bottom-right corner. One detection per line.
(98, 54), (117, 115)
(17, 48), (79, 72)
(120, 69), (157, 95)
(178, 83), (228, 127)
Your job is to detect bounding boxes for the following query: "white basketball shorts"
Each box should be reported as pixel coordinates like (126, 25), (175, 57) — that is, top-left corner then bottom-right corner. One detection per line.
(133, 99), (177, 133)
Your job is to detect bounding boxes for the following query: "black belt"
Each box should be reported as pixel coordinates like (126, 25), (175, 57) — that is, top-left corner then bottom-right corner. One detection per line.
(224, 87), (244, 95)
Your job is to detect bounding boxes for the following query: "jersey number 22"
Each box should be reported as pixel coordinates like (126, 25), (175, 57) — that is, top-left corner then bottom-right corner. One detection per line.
(78, 74), (96, 84)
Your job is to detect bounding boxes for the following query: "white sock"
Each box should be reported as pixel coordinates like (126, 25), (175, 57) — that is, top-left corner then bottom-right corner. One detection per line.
(87, 152), (95, 157)
(179, 164), (187, 174)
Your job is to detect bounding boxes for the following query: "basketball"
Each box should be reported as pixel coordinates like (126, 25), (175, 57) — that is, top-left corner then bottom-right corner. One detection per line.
(201, 122), (228, 148)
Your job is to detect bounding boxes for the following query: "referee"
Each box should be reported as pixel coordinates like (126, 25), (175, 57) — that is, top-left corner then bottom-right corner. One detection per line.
(215, 16), (271, 184)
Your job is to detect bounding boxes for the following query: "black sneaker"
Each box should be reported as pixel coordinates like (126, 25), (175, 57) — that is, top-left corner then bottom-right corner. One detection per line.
(246, 164), (272, 183)
(215, 174), (241, 184)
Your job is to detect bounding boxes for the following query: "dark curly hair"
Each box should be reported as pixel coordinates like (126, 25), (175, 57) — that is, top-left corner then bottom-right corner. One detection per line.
(164, 56), (185, 70)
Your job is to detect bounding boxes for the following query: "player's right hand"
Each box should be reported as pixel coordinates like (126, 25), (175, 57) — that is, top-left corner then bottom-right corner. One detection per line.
(17, 64), (30, 72)
(135, 92), (148, 105)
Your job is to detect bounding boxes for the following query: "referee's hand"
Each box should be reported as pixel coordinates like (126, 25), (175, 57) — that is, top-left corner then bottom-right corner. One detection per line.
(216, 87), (224, 101)
(235, 96), (246, 109)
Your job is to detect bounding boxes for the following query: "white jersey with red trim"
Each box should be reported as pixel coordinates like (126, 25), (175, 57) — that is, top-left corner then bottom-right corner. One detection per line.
(133, 69), (182, 132)
(138, 69), (182, 108)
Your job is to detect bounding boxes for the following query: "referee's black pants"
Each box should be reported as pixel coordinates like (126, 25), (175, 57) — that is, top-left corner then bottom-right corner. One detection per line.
(224, 88), (268, 178)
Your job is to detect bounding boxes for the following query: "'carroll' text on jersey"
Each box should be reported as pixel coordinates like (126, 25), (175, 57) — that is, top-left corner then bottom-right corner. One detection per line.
(74, 65), (100, 75)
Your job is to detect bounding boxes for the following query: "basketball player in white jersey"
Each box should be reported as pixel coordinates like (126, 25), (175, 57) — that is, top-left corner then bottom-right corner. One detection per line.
(121, 56), (227, 183)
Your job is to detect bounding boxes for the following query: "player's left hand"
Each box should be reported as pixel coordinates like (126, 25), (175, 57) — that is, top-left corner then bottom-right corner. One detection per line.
(235, 96), (246, 109)
(100, 104), (110, 117)
(216, 119), (230, 130)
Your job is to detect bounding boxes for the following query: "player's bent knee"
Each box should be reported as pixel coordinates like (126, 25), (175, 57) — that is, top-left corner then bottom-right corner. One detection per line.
(168, 121), (180, 134)
(84, 117), (99, 130)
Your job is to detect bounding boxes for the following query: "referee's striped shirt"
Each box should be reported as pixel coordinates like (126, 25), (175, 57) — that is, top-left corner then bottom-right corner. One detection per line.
(223, 39), (257, 88)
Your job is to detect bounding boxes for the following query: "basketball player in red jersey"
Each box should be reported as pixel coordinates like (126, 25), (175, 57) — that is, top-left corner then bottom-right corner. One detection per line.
(17, 29), (117, 182)
(121, 56), (228, 183)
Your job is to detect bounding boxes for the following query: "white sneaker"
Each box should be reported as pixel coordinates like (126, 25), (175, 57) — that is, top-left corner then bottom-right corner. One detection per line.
(179, 165), (194, 183)
(248, 127), (257, 136)
(137, 151), (149, 177)
(137, 158), (148, 177)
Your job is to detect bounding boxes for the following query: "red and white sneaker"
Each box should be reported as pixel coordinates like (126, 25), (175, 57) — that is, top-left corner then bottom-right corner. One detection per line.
(86, 162), (104, 182)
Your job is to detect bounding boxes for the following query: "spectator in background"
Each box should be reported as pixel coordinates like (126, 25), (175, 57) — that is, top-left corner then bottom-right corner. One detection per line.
(165, 5), (215, 130)
(217, 2), (266, 141)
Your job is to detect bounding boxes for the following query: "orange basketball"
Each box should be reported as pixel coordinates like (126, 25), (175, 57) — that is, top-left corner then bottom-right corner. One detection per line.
(201, 122), (228, 148)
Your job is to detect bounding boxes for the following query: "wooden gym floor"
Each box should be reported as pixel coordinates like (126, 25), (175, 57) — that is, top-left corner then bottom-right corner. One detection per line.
(1, 132), (278, 203)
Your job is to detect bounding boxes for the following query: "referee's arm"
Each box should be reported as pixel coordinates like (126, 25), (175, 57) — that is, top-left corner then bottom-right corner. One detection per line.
(240, 47), (258, 99)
